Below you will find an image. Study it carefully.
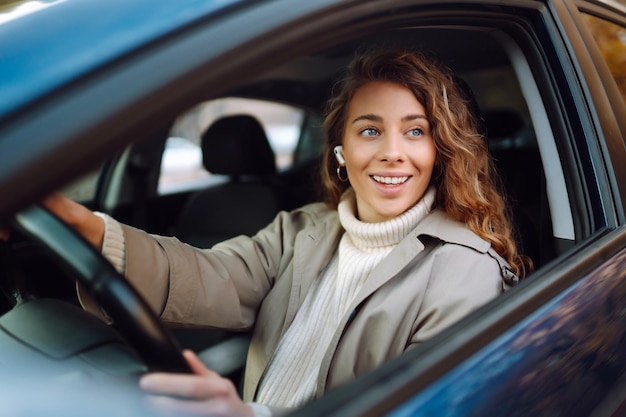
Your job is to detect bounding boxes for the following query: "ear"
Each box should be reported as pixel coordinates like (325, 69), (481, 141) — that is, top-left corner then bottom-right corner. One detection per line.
(333, 145), (346, 165)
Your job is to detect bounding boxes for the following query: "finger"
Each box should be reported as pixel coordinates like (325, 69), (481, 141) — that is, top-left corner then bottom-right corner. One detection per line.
(140, 373), (201, 397)
(145, 395), (231, 417)
(183, 349), (212, 376)
(139, 372), (232, 400)
(42, 193), (67, 211)
(0, 228), (9, 241)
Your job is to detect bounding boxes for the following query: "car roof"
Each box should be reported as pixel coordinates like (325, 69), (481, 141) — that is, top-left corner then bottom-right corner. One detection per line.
(0, 0), (536, 124)
(0, 0), (246, 122)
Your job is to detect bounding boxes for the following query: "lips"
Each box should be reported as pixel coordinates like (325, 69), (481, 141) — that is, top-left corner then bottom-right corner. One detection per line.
(371, 175), (409, 185)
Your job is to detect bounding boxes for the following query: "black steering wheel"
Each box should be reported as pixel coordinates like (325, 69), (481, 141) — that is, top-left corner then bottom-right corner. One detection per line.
(12, 205), (191, 373)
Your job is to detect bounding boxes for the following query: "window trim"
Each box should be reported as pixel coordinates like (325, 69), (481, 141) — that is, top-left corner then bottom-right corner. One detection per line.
(496, 31), (575, 241)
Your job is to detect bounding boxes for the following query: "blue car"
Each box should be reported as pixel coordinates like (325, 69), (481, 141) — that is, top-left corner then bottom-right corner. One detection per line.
(0, 0), (625, 416)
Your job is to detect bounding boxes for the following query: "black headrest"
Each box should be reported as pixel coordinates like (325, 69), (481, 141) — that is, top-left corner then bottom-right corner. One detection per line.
(201, 114), (276, 176)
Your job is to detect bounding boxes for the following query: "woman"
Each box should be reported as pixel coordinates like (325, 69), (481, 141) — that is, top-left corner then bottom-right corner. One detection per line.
(44, 49), (530, 416)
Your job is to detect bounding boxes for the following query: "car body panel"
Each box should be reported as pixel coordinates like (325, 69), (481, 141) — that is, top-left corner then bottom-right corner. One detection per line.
(0, 0), (244, 121)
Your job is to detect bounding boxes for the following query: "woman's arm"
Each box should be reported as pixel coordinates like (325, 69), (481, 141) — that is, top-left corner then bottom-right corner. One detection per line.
(43, 193), (105, 250)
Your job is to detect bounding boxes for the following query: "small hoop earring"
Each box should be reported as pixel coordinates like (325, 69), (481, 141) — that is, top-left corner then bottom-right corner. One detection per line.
(336, 166), (348, 182)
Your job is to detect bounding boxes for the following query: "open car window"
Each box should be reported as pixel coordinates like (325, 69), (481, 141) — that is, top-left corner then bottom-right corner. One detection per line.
(121, 25), (580, 270)
(91, 17), (583, 276)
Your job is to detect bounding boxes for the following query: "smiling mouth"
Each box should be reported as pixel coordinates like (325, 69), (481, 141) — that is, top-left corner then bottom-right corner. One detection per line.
(372, 175), (410, 185)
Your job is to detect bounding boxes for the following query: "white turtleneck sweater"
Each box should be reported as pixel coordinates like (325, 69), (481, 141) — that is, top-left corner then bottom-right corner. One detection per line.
(255, 187), (435, 408)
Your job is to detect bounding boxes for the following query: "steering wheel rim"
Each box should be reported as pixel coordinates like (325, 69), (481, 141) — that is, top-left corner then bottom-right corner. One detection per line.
(13, 205), (191, 373)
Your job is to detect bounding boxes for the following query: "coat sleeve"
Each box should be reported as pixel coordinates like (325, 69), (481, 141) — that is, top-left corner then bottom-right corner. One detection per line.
(408, 243), (503, 346)
(79, 204), (326, 330)
(120, 210), (304, 330)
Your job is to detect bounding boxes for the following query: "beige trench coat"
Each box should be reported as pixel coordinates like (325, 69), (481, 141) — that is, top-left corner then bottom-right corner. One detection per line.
(114, 203), (515, 403)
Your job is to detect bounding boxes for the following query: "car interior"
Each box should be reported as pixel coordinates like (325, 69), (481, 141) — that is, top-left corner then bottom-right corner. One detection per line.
(0, 21), (580, 397)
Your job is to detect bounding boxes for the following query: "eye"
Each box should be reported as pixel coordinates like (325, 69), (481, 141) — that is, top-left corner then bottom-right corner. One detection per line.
(407, 128), (424, 137)
(360, 128), (379, 137)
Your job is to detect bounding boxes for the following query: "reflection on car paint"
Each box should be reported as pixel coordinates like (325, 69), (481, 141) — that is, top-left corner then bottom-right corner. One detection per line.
(389, 248), (626, 417)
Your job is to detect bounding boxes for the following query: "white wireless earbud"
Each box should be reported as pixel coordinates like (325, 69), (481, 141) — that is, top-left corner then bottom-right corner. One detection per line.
(333, 145), (346, 165)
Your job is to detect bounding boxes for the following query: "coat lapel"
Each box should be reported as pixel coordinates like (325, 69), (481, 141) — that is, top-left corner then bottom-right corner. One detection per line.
(282, 213), (343, 332)
(347, 226), (426, 312)
(346, 209), (489, 311)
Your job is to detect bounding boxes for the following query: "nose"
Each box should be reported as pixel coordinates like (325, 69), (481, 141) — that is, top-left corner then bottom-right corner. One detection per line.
(379, 133), (404, 163)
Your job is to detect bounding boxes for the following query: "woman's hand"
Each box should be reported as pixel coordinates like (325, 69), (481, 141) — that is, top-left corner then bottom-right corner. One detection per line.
(1, 194), (104, 246)
(42, 193), (105, 250)
(140, 350), (254, 417)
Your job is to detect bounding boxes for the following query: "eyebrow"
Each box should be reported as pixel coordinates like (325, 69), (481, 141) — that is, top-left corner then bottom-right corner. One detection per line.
(351, 113), (429, 124)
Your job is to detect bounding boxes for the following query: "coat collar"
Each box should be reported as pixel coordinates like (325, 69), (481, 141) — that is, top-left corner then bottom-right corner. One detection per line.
(294, 207), (492, 303)
(293, 207), (492, 310)
(414, 209), (491, 253)
(348, 209), (491, 313)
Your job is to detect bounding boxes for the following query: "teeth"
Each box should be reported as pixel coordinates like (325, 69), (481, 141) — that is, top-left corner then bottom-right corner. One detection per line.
(372, 175), (409, 185)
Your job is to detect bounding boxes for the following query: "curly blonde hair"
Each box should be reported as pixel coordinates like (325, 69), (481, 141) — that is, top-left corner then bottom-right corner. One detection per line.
(321, 49), (532, 277)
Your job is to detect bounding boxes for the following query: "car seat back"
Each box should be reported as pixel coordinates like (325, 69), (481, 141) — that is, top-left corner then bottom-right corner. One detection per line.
(174, 114), (280, 248)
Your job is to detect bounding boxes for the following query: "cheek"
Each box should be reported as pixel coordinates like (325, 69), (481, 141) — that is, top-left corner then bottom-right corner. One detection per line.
(417, 141), (437, 172)
(428, 149), (438, 171)
(343, 142), (369, 170)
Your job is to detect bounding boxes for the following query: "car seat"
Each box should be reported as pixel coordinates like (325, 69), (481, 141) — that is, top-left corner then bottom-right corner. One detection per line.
(174, 114), (281, 248)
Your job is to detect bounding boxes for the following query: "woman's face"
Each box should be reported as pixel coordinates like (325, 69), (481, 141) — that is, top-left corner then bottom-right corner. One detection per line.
(340, 81), (437, 223)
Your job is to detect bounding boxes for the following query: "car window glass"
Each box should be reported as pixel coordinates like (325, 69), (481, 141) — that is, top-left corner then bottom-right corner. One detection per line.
(158, 98), (305, 195)
(581, 13), (626, 104)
